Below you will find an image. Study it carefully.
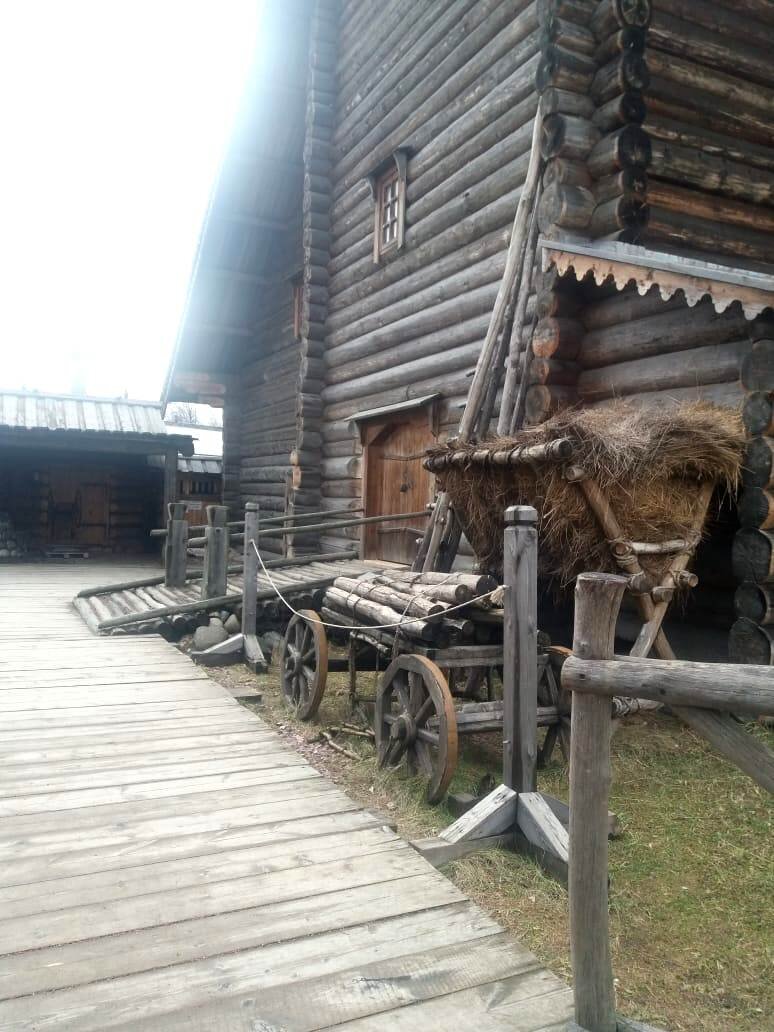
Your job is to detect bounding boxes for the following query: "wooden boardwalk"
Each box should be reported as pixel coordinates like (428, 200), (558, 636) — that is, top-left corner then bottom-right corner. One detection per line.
(0, 562), (573, 1031)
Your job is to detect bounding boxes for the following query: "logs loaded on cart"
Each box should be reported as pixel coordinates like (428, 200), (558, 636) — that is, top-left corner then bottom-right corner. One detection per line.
(279, 566), (567, 804)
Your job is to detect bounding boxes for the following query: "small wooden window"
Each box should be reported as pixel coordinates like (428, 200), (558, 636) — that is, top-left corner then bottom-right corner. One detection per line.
(371, 154), (407, 263)
(292, 280), (303, 340)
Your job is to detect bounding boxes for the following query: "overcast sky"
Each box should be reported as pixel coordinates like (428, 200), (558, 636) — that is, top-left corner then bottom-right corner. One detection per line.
(0, 1), (258, 401)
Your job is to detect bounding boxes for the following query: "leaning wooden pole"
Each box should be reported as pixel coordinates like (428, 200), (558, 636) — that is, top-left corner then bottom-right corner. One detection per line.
(568, 572), (628, 1032)
(419, 105), (544, 572)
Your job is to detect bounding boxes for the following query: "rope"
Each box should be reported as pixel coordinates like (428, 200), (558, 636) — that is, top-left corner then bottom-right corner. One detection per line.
(250, 540), (504, 631)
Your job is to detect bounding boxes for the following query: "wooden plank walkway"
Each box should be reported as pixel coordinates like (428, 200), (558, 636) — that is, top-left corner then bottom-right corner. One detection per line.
(0, 562), (573, 1030)
(73, 557), (392, 635)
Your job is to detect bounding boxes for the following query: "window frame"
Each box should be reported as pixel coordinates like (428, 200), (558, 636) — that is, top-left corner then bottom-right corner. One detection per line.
(367, 150), (408, 264)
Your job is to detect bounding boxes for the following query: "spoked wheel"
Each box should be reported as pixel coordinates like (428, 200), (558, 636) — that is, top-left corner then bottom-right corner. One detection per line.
(375, 654), (458, 804)
(280, 611), (328, 720)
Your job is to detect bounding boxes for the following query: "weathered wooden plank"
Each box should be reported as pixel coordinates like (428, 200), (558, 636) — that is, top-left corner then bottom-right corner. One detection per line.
(0, 907), (507, 1030)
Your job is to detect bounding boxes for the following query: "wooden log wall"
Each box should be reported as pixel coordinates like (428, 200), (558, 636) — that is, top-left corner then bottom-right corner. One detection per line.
(288, 0), (340, 553)
(642, 0), (774, 263)
(522, 0), (654, 425)
(731, 314), (774, 665)
(319, 0), (544, 552)
(228, 240), (304, 524)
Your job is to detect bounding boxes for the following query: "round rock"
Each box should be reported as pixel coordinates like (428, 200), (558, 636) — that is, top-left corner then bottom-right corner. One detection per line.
(193, 617), (229, 651)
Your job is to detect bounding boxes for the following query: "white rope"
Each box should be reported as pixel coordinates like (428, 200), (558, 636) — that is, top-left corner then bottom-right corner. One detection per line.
(250, 540), (504, 631)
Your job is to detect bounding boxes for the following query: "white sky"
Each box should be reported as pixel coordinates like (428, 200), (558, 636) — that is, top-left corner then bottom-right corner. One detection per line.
(0, 1), (259, 401)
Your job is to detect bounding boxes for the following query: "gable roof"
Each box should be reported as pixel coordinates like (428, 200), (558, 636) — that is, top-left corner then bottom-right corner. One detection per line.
(163, 1), (312, 407)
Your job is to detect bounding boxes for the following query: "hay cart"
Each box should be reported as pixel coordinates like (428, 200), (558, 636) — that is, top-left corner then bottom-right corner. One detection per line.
(279, 507), (567, 803)
(279, 403), (745, 804)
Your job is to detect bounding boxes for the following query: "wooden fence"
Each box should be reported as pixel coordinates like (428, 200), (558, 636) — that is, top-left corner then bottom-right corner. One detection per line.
(561, 572), (774, 1032)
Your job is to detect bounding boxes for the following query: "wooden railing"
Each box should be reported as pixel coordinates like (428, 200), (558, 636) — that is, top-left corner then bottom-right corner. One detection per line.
(561, 573), (774, 1032)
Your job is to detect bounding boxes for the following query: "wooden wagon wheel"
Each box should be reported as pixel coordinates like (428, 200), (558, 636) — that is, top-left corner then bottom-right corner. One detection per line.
(279, 611), (328, 721)
(375, 654), (458, 804)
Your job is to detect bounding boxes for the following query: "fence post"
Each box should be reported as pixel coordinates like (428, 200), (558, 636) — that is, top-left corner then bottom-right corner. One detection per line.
(243, 503), (259, 637)
(164, 502), (188, 588)
(201, 505), (230, 599)
(502, 504), (538, 792)
(569, 572), (627, 1032)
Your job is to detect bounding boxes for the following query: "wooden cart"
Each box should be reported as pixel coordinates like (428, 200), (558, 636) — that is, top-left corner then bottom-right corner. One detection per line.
(278, 508), (567, 803)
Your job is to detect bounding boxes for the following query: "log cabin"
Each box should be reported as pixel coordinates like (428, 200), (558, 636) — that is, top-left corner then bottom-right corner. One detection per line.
(0, 391), (193, 556)
(163, 0), (774, 659)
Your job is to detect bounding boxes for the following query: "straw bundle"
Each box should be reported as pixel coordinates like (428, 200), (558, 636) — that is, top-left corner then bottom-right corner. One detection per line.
(425, 402), (745, 586)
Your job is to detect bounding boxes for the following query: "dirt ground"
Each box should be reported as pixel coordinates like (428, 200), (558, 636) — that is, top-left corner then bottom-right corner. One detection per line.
(192, 642), (773, 1032)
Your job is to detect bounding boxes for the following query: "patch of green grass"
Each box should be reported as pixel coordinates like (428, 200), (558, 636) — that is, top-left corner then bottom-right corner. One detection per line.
(209, 656), (774, 1032)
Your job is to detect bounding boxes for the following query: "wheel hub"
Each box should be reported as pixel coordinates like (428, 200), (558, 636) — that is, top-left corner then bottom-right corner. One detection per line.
(390, 712), (416, 744)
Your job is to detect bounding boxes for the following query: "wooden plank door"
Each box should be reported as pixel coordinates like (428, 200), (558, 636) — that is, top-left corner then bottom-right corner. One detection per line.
(362, 412), (435, 564)
(75, 482), (108, 545)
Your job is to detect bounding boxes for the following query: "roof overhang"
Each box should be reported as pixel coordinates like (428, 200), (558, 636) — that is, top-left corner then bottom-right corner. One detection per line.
(0, 429), (194, 457)
(540, 238), (774, 320)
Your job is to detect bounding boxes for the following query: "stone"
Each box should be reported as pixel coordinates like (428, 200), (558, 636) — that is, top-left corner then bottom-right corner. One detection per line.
(224, 613), (241, 635)
(193, 617), (228, 651)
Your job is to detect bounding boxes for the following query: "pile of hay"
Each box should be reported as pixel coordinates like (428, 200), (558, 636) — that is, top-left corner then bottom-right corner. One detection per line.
(425, 401), (745, 586)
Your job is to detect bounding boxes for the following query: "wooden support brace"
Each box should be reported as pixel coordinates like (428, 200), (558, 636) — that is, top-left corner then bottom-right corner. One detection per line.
(517, 791), (569, 865)
(410, 833), (515, 869)
(439, 784), (518, 844)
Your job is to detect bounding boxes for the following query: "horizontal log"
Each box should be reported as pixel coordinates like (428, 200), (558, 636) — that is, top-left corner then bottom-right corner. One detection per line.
(579, 302), (748, 369)
(649, 8), (774, 90)
(542, 14), (595, 56)
(589, 195), (648, 238)
(732, 528), (774, 584)
(332, 575), (445, 619)
(645, 208), (774, 263)
(592, 92), (646, 133)
(649, 139), (774, 206)
(541, 114), (600, 161)
(741, 341), (774, 393)
(328, 341), (485, 408)
(735, 582), (774, 626)
(662, 0), (774, 48)
(538, 182), (595, 231)
(542, 158), (593, 190)
(644, 113), (774, 175)
(743, 393), (774, 437)
(563, 655), (774, 716)
(594, 376), (741, 416)
(524, 384), (577, 424)
(646, 52), (774, 145)
(590, 0), (651, 40)
(738, 488), (774, 531)
(577, 338), (750, 402)
(590, 53), (649, 105)
(728, 618), (774, 666)
(541, 86), (595, 120)
(532, 318), (585, 360)
(536, 45), (596, 93)
(593, 26), (645, 67)
(326, 312), (489, 388)
(424, 438), (574, 471)
(647, 181), (774, 235)
(324, 586), (433, 642)
(581, 285), (685, 331)
(587, 125), (651, 177)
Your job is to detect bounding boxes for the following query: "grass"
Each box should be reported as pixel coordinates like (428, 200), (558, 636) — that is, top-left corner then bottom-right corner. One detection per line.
(206, 653), (774, 1032)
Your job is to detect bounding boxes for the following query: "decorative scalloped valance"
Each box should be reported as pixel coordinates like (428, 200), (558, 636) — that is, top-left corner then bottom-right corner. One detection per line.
(540, 238), (774, 321)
